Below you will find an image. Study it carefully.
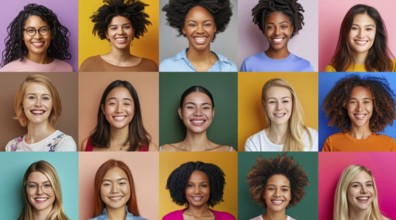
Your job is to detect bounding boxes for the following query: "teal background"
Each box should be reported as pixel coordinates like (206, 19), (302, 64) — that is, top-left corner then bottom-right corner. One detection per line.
(159, 72), (238, 149)
(0, 152), (78, 219)
(238, 152), (318, 220)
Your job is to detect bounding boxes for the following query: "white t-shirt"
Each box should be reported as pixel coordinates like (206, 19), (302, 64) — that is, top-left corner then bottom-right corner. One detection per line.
(250, 215), (296, 220)
(244, 127), (318, 152)
(5, 130), (77, 152)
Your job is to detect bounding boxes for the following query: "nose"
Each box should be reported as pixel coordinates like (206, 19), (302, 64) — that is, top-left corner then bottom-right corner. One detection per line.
(117, 27), (125, 35)
(116, 103), (123, 113)
(35, 98), (42, 106)
(274, 26), (281, 35)
(110, 184), (118, 194)
(193, 108), (202, 116)
(275, 101), (281, 111)
(36, 185), (44, 195)
(355, 101), (363, 111)
(193, 185), (200, 194)
(196, 24), (204, 33)
(274, 188), (281, 197)
(360, 185), (367, 194)
(357, 29), (364, 38)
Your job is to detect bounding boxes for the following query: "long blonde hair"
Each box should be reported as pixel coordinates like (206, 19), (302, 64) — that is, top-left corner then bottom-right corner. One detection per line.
(261, 78), (312, 151)
(333, 165), (389, 220)
(19, 160), (68, 220)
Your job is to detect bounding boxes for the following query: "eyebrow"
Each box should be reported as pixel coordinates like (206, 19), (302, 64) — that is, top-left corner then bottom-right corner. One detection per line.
(185, 102), (212, 106)
(106, 97), (133, 102)
(102, 177), (128, 182)
(186, 19), (214, 23)
(266, 184), (290, 188)
(109, 23), (131, 26)
(352, 24), (375, 27)
(266, 21), (290, 25)
(267, 96), (291, 100)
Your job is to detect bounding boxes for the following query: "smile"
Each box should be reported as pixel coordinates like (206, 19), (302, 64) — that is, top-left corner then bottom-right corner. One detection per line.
(112, 115), (127, 121)
(34, 197), (49, 203)
(270, 199), (285, 205)
(115, 37), (128, 44)
(30, 110), (45, 115)
(190, 119), (206, 126)
(191, 196), (204, 201)
(193, 36), (208, 45)
(271, 37), (285, 44)
(353, 113), (367, 120)
(356, 196), (370, 202)
(273, 113), (286, 118)
(354, 39), (368, 46)
(31, 42), (45, 48)
(108, 196), (123, 201)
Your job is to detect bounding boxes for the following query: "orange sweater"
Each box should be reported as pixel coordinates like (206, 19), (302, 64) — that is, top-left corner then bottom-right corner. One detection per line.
(322, 133), (396, 152)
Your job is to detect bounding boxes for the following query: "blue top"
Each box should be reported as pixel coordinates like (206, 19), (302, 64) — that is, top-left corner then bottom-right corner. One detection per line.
(240, 52), (314, 72)
(89, 208), (146, 220)
(160, 49), (237, 72)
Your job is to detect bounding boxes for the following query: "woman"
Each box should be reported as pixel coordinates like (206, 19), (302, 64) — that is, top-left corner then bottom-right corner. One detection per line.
(240, 0), (313, 72)
(334, 165), (389, 220)
(245, 78), (317, 151)
(325, 4), (396, 72)
(163, 161), (235, 220)
(0, 4), (72, 72)
(79, 0), (158, 72)
(5, 74), (76, 152)
(247, 154), (309, 220)
(160, 0), (237, 72)
(81, 80), (157, 151)
(90, 159), (146, 220)
(322, 75), (396, 151)
(20, 160), (68, 220)
(160, 85), (234, 152)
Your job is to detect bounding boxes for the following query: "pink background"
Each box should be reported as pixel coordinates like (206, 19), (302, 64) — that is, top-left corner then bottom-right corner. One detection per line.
(319, 0), (396, 71)
(319, 152), (396, 220)
(238, 0), (318, 71)
(78, 152), (159, 220)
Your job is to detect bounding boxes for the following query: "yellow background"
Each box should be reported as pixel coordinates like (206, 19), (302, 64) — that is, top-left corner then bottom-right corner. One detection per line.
(238, 72), (319, 150)
(78, 0), (159, 67)
(159, 152), (238, 218)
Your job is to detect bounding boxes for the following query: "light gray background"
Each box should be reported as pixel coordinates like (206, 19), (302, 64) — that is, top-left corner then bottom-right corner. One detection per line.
(159, 0), (238, 68)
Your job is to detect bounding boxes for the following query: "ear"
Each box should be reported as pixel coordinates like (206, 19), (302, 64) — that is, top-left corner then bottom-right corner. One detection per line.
(178, 107), (182, 119)
(212, 108), (215, 118)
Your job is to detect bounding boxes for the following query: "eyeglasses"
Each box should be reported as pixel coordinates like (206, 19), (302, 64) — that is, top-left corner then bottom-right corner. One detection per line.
(23, 26), (50, 36)
(26, 182), (53, 194)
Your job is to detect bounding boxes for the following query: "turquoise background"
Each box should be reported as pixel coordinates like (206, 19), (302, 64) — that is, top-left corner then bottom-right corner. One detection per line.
(0, 152), (78, 219)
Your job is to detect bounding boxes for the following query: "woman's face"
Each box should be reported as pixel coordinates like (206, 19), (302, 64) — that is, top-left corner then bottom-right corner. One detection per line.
(23, 15), (52, 59)
(100, 167), (131, 210)
(346, 86), (373, 130)
(26, 171), (55, 213)
(347, 171), (375, 212)
(23, 82), (53, 126)
(182, 6), (216, 52)
(263, 174), (291, 213)
(185, 170), (210, 208)
(178, 91), (214, 134)
(348, 13), (376, 56)
(102, 87), (134, 130)
(105, 16), (134, 51)
(264, 86), (292, 126)
(264, 11), (293, 52)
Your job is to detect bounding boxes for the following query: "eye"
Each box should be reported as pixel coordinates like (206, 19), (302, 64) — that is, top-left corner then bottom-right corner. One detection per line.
(27, 183), (37, 189)
(119, 181), (127, 185)
(204, 22), (212, 27)
(281, 25), (288, 29)
(186, 183), (193, 188)
(281, 188), (289, 192)
(123, 24), (132, 29)
(27, 95), (36, 100)
(188, 23), (196, 27)
(43, 183), (52, 189)
(282, 100), (289, 104)
(351, 26), (359, 31)
(42, 96), (50, 101)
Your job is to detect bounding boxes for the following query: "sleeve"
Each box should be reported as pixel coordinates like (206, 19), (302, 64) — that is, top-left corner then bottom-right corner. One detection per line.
(308, 62), (314, 71)
(322, 137), (332, 152)
(79, 56), (94, 71)
(244, 136), (256, 152)
(5, 140), (13, 151)
(57, 136), (77, 152)
(324, 64), (336, 72)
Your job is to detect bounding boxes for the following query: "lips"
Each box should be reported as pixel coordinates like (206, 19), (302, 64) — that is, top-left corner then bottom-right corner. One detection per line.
(112, 115), (127, 121)
(108, 195), (123, 202)
(356, 196), (370, 202)
(273, 113), (286, 118)
(30, 110), (45, 115)
(271, 37), (284, 44)
(34, 197), (49, 203)
(191, 196), (204, 201)
(193, 36), (208, 45)
(115, 37), (128, 44)
(31, 42), (45, 48)
(271, 199), (285, 205)
(353, 113), (367, 120)
(354, 39), (368, 46)
(190, 118), (206, 126)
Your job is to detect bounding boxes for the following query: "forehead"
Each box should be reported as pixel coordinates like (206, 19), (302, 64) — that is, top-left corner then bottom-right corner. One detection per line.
(27, 171), (50, 182)
(24, 15), (48, 27)
(183, 91), (212, 104)
(267, 174), (290, 186)
(352, 13), (376, 25)
(266, 11), (291, 23)
(106, 87), (133, 99)
(350, 86), (372, 98)
(351, 170), (372, 182)
(265, 86), (291, 98)
(109, 15), (132, 25)
(24, 82), (50, 94)
(185, 5), (214, 21)
(103, 167), (129, 179)
(189, 170), (209, 182)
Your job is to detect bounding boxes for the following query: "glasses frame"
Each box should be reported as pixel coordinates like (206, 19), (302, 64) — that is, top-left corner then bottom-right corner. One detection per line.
(26, 182), (53, 194)
(23, 26), (51, 37)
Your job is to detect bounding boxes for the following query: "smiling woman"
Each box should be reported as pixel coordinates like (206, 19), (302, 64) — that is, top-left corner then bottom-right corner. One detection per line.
(160, 0), (237, 72)
(0, 4), (72, 72)
(5, 74), (76, 152)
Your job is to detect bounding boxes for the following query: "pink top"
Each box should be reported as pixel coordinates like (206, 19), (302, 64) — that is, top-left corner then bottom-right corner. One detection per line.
(0, 58), (72, 72)
(85, 137), (148, 151)
(163, 209), (235, 220)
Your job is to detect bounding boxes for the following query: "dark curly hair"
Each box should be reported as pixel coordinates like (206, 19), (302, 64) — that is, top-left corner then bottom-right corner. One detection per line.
(247, 154), (309, 208)
(166, 161), (225, 207)
(252, 0), (305, 38)
(1, 3), (71, 67)
(162, 0), (233, 40)
(91, 0), (151, 40)
(323, 74), (396, 132)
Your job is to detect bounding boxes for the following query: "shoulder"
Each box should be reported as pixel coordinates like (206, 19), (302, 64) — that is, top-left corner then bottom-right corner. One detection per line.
(289, 54), (313, 71)
(322, 132), (345, 152)
(163, 209), (183, 220)
(160, 50), (187, 71)
(5, 136), (25, 151)
(0, 60), (22, 71)
(212, 210), (236, 220)
(213, 52), (237, 72)
(54, 130), (77, 152)
(80, 137), (89, 151)
(52, 59), (73, 71)
(244, 130), (266, 152)
(148, 141), (159, 151)
(160, 143), (180, 152)
(79, 55), (101, 71)
(324, 64), (336, 72)
(138, 57), (159, 71)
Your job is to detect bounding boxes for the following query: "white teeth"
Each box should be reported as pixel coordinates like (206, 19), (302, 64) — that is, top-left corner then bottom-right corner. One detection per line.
(191, 196), (204, 201)
(109, 196), (122, 201)
(35, 198), (48, 202)
(354, 114), (366, 120)
(115, 38), (127, 43)
(274, 113), (285, 118)
(113, 116), (126, 121)
(272, 38), (283, 43)
(191, 119), (205, 126)
(31, 110), (45, 115)
(32, 42), (44, 47)
(194, 37), (207, 44)
(357, 196), (369, 201)
(355, 40), (368, 46)
(271, 199), (284, 205)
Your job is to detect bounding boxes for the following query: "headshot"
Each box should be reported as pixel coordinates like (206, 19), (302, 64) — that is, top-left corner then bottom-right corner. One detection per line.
(238, 72), (318, 151)
(319, 0), (396, 71)
(0, 73), (77, 152)
(159, 0), (238, 72)
(238, 0), (317, 71)
(79, 152), (159, 220)
(159, 73), (237, 150)
(160, 152), (237, 219)
(0, 153), (78, 220)
(0, 0), (78, 71)
(79, 73), (158, 151)
(320, 73), (396, 151)
(238, 152), (318, 220)
(319, 152), (396, 220)
(79, 0), (159, 72)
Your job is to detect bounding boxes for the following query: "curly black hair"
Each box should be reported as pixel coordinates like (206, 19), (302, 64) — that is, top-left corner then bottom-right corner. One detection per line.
(166, 161), (225, 207)
(323, 74), (396, 132)
(252, 0), (305, 38)
(162, 0), (233, 40)
(1, 3), (71, 66)
(247, 154), (309, 208)
(91, 0), (151, 40)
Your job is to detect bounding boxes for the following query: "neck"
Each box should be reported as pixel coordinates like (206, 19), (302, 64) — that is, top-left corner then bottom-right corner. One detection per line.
(349, 126), (372, 140)
(180, 132), (211, 151)
(349, 208), (370, 220)
(26, 53), (51, 64)
(186, 47), (216, 71)
(266, 124), (288, 144)
(265, 47), (290, 59)
(26, 123), (55, 144)
(184, 205), (212, 217)
(263, 210), (287, 220)
(107, 206), (127, 220)
(109, 126), (130, 150)
(33, 205), (53, 220)
(352, 52), (368, 65)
